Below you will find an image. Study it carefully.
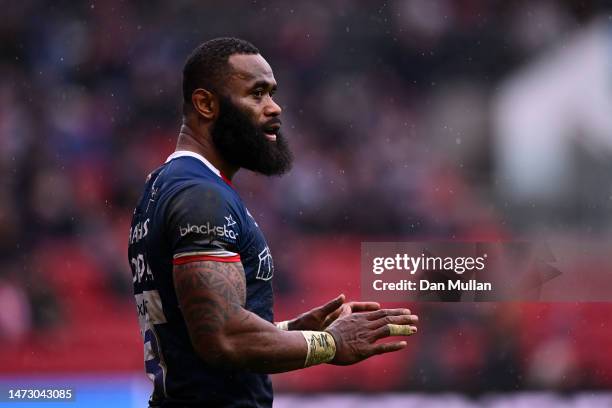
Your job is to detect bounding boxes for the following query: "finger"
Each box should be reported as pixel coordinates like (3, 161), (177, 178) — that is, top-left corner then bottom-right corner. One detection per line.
(337, 303), (353, 319)
(369, 341), (408, 356)
(364, 308), (411, 321)
(322, 308), (343, 327)
(347, 302), (380, 312)
(388, 324), (417, 336)
(316, 294), (346, 316)
(324, 302), (381, 327)
(370, 314), (418, 329)
(372, 324), (417, 340)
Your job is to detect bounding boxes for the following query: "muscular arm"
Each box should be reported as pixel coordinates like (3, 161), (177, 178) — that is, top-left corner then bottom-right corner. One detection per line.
(173, 260), (308, 373)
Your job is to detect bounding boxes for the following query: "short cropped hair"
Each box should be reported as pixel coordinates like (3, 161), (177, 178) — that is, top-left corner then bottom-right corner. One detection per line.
(182, 37), (259, 107)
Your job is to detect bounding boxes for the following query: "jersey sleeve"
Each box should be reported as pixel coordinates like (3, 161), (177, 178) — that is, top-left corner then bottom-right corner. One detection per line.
(165, 183), (242, 265)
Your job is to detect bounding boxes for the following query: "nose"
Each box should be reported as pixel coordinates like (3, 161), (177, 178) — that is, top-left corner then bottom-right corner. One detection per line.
(264, 97), (282, 117)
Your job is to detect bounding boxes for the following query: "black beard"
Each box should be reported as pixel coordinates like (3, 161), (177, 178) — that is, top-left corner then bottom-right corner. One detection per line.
(212, 96), (293, 176)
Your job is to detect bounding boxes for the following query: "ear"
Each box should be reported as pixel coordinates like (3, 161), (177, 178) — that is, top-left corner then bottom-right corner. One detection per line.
(191, 88), (218, 120)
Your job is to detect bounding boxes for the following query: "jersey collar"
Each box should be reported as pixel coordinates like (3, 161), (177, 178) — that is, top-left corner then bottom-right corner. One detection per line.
(165, 150), (233, 186)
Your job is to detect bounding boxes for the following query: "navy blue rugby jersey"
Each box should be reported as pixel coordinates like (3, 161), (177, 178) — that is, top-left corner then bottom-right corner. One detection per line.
(128, 151), (275, 407)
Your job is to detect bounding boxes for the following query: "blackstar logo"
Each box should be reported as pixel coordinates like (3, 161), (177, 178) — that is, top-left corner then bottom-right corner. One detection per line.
(179, 222), (238, 240)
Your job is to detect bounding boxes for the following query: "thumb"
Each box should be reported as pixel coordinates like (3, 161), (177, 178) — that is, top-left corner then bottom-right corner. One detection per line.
(317, 293), (346, 315)
(337, 303), (352, 319)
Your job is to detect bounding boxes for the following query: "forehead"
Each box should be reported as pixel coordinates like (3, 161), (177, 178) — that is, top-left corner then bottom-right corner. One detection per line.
(226, 54), (276, 88)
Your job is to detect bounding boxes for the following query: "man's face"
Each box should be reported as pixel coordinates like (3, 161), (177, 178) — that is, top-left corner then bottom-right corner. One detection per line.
(211, 54), (293, 176)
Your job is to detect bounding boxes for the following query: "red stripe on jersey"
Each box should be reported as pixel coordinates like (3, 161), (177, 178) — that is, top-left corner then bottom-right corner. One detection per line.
(221, 173), (233, 186)
(172, 254), (241, 265)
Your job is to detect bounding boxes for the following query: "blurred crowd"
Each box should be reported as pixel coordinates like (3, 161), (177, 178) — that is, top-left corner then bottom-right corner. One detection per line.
(1, 0), (611, 392)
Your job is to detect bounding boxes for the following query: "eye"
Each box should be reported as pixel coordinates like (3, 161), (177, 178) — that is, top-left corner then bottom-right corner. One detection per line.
(252, 89), (264, 98)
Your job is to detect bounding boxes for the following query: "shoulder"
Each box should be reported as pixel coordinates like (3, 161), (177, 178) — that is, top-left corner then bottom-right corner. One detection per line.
(155, 156), (235, 209)
(164, 180), (243, 257)
(169, 181), (235, 214)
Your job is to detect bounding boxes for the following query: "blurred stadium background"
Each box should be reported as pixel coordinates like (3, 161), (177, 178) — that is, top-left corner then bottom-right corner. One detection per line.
(1, 0), (612, 406)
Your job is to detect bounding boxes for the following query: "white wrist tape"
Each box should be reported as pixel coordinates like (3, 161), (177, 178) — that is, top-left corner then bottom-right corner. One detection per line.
(300, 331), (336, 367)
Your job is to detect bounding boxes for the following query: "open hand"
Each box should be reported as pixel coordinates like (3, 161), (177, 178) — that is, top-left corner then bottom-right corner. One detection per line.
(325, 308), (418, 365)
(287, 294), (380, 331)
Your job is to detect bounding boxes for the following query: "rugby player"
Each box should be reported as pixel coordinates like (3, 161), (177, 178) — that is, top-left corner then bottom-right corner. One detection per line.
(128, 37), (418, 407)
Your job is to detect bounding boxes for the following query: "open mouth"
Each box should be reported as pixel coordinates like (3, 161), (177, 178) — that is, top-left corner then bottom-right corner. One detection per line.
(263, 125), (280, 142)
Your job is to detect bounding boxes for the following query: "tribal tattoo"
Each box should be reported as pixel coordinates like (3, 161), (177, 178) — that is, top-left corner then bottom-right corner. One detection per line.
(173, 261), (247, 338)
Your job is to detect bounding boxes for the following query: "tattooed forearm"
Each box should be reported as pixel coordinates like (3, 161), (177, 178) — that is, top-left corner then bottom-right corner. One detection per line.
(173, 261), (247, 337)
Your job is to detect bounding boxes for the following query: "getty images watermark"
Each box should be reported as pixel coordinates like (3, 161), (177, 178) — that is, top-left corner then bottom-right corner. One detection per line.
(361, 241), (612, 302)
(372, 252), (489, 292)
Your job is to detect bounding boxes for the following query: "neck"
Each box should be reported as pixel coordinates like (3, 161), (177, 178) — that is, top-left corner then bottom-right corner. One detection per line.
(175, 121), (239, 180)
